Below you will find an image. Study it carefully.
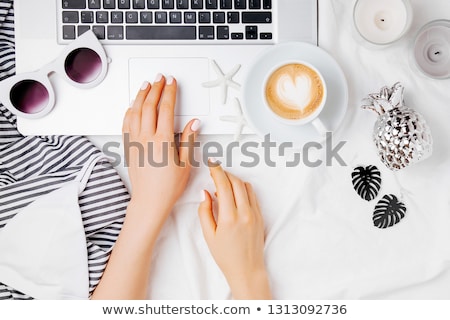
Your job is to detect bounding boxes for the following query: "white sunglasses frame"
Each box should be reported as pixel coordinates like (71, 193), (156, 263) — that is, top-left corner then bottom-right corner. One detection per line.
(0, 30), (109, 119)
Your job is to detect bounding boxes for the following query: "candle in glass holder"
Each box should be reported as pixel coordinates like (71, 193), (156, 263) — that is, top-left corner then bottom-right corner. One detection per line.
(413, 20), (450, 79)
(353, 0), (412, 45)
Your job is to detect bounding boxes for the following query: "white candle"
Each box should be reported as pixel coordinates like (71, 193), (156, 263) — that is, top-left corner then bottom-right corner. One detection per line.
(354, 0), (412, 45)
(413, 20), (450, 79)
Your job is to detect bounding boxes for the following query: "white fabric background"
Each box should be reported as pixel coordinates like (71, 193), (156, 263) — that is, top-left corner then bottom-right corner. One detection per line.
(90, 0), (450, 299)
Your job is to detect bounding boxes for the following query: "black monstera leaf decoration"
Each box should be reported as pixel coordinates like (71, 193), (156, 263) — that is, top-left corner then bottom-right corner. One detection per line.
(373, 194), (407, 229)
(351, 165), (381, 201)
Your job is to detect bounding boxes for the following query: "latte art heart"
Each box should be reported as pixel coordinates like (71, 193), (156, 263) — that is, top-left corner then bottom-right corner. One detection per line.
(265, 63), (325, 121)
(276, 74), (312, 111)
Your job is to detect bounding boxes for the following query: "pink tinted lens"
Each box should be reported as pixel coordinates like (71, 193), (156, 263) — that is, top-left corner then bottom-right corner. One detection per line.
(10, 80), (50, 114)
(64, 47), (102, 83)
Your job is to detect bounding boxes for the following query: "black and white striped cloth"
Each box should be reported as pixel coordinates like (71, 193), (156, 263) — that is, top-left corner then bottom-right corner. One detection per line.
(0, 0), (129, 299)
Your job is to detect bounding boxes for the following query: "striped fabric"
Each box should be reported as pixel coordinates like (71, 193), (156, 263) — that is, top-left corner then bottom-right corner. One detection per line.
(0, 1), (129, 299)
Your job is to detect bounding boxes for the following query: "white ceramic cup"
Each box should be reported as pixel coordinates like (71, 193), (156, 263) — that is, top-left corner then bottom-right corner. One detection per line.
(262, 60), (328, 135)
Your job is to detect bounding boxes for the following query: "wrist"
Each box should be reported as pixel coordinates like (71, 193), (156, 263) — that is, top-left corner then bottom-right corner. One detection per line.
(227, 268), (272, 300)
(124, 198), (173, 240)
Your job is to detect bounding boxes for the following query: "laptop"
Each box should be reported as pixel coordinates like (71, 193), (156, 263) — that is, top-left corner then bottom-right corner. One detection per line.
(14, 0), (318, 135)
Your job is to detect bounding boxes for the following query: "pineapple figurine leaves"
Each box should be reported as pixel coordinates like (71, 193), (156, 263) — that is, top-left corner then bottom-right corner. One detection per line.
(362, 82), (433, 171)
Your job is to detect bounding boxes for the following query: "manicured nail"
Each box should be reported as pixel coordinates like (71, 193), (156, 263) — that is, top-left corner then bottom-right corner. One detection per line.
(140, 81), (149, 90)
(208, 157), (219, 164)
(200, 190), (206, 202)
(166, 75), (174, 85)
(191, 119), (201, 132)
(154, 73), (163, 82)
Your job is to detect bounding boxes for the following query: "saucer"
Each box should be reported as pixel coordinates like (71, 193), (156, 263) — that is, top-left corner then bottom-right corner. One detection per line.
(241, 42), (348, 145)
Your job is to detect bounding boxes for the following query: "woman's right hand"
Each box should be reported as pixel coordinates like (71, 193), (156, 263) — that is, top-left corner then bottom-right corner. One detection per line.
(198, 161), (272, 300)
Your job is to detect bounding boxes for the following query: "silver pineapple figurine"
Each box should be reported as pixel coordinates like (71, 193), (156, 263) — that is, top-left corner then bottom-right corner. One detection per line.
(362, 82), (433, 171)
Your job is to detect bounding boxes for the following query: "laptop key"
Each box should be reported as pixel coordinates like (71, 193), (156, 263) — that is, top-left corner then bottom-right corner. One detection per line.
(133, 0), (146, 9)
(88, 0), (101, 9)
(219, 0), (232, 9)
(260, 32), (272, 39)
(217, 26), (229, 39)
(162, 0), (174, 9)
(63, 25), (76, 39)
(155, 12), (168, 23)
(199, 12), (211, 24)
(177, 0), (188, 9)
(103, 0), (116, 9)
(184, 12), (196, 23)
(126, 11), (139, 23)
(108, 26), (124, 39)
(170, 12), (182, 23)
(231, 32), (243, 39)
(245, 25), (257, 39)
(78, 25), (91, 36)
(62, 0), (86, 9)
(147, 0), (160, 9)
(140, 12), (153, 23)
(249, 0), (261, 9)
(111, 11), (124, 23)
(199, 26), (214, 39)
(96, 11), (109, 23)
(213, 12), (225, 23)
(81, 11), (94, 23)
(62, 11), (79, 23)
(191, 0), (203, 9)
(263, 0), (271, 9)
(126, 26), (196, 39)
(234, 0), (246, 9)
(93, 25), (106, 39)
(206, 0), (218, 9)
(118, 0), (131, 9)
(227, 12), (239, 23)
(242, 12), (271, 23)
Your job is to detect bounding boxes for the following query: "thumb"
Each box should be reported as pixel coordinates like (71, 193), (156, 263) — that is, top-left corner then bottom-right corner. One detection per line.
(198, 190), (216, 242)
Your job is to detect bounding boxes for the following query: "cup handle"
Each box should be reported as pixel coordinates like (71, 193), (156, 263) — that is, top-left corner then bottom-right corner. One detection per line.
(311, 118), (328, 136)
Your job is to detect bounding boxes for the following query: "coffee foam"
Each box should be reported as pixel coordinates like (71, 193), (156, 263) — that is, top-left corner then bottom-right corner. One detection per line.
(275, 73), (313, 111)
(265, 64), (324, 120)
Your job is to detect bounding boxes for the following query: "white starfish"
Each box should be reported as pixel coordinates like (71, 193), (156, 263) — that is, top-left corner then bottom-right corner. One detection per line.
(220, 98), (247, 141)
(202, 60), (241, 104)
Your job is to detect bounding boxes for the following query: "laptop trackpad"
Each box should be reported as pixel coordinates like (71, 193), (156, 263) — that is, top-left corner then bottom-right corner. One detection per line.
(128, 58), (210, 116)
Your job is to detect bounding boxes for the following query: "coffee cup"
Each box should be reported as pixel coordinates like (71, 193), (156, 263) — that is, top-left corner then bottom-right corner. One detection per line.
(263, 60), (328, 135)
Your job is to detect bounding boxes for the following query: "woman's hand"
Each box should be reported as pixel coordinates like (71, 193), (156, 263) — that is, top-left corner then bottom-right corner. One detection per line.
(92, 74), (199, 300)
(198, 161), (272, 300)
(123, 74), (200, 227)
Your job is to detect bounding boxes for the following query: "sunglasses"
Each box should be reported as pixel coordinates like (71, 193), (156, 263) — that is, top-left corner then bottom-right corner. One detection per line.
(0, 30), (109, 119)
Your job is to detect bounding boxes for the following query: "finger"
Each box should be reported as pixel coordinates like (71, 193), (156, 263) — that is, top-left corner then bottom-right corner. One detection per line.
(141, 73), (165, 136)
(198, 190), (216, 241)
(126, 107), (142, 138)
(225, 172), (250, 209)
(127, 81), (152, 135)
(132, 81), (152, 111)
(209, 160), (236, 216)
(156, 75), (177, 135)
(122, 107), (132, 135)
(245, 182), (262, 215)
(179, 119), (201, 167)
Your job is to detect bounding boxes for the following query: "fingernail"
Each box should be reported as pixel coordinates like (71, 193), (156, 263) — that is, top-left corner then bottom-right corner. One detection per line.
(154, 73), (163, 82)
(200, 190), (206, 202)
(166, 75), (174, 85)
(208, 157), (219, 164)
(190, 119), (201, 132)
(140, 81), (149, 90)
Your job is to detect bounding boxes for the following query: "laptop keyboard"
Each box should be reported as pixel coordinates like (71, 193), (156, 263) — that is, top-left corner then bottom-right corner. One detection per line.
(59, 0), (274, 43)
